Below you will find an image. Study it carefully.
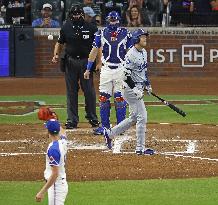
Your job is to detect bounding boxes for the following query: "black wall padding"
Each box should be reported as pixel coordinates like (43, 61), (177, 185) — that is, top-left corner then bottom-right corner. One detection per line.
(14, 26), (35, 77)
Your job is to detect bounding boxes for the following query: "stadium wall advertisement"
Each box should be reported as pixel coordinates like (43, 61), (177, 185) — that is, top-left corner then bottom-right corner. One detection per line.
(0, 26), (218, 77)
(33, 27), (218, 77)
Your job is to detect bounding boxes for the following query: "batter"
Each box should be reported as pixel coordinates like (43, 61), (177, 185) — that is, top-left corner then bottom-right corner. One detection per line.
(103, 28), (155, 155)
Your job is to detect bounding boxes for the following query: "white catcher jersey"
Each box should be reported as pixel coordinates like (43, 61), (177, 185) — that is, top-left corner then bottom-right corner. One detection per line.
(44, 135), (68, 180)
(124, 46), (150, 87)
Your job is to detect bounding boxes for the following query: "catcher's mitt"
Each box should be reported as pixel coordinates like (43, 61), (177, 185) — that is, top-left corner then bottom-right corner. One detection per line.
(38, 106), (58, 121)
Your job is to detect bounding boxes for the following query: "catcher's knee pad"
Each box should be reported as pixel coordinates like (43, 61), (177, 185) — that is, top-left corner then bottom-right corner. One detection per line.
(114, 92), (127, 124)
(99, 92), (111, 128)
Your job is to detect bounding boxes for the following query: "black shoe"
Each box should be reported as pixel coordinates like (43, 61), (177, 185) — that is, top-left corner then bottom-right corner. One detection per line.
(89, 119), (100, 127)
(65, 120), (77, 129)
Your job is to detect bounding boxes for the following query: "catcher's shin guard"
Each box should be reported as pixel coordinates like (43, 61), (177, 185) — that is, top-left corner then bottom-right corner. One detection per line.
(99, 92), (111, 128)
(114, 92), (127, 124)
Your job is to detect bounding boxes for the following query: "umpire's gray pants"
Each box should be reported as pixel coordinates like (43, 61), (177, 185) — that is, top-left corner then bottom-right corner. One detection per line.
(109, 86), (147, 151)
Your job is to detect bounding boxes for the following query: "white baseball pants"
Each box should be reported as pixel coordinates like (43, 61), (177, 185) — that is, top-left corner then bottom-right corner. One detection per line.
(99, 65), (124, 95)
(48, 178), (68, 205)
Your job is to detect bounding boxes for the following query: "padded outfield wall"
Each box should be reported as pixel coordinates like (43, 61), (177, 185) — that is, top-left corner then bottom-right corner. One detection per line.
(34, 27), (218, 77)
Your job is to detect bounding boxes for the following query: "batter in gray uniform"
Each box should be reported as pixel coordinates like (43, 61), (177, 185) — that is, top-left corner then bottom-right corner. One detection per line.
(103, 28), (154, 155)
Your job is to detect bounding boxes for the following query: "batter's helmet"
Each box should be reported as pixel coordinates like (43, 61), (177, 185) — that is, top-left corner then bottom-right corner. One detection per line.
(132, 29), (149, 45)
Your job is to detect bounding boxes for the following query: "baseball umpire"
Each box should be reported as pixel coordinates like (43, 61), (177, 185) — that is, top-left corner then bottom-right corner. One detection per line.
(103, 28), (155, 155)
(52, 5), (100, 129)
(84, 11), (132, 135)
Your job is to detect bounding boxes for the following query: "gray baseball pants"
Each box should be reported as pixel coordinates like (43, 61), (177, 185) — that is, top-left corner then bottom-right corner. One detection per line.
(108, 86), (147, 151)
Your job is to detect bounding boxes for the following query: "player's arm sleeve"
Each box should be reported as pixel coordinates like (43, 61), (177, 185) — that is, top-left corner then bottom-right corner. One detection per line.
(144, 54), (151, 86)
(47, 149), (61, 166)
(57, 28), (65, 45)
(124, 55), (135, 89)
(92, 30), (101, 48)
(144, 71), (151, 86)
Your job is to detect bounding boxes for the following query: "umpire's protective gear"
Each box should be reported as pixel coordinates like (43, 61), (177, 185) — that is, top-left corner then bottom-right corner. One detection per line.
(68, 5), (84, 23)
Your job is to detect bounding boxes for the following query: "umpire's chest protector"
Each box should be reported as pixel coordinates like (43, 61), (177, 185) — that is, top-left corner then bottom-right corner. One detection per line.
(62, 21), (97, 56)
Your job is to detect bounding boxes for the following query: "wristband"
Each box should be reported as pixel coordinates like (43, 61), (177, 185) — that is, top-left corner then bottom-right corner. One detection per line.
(86, 60), (94, 71)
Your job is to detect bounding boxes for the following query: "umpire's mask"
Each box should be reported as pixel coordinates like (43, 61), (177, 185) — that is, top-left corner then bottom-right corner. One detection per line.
(69, 5), (84, 25)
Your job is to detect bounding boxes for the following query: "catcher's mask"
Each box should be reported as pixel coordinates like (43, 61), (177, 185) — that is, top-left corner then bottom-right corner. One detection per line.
(69, 5), (84, 24)
(106, 11), (120, 31)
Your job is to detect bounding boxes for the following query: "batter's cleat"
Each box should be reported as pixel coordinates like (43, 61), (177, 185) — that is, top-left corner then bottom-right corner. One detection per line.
(89, 119), (100, 127)
(93, 126), (104, 135)
(65, 120), (77, 129)
(135, 148), (155, 156)
(103, 128), (112, 149)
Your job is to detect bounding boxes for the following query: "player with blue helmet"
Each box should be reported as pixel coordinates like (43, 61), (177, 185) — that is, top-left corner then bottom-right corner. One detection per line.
(102, 28), (155, 155)
(131, 28), (149, 45)
(84, 11), (132, 135)
(35, 119), (68, 204)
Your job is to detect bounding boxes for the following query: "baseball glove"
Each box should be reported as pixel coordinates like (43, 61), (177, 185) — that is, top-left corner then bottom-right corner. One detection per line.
(38, 106), (58, 121)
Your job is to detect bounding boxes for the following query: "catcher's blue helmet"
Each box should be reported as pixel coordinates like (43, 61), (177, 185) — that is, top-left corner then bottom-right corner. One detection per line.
(106, 11), (121, 22)
(132, 29), (149, 45)
(106, 11), (120, 31)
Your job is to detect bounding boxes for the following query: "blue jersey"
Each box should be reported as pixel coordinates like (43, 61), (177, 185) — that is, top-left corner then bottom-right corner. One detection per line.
(32, 18), (60, 28)
(44, 135), (68, 180)
(93, 27), (132, 67)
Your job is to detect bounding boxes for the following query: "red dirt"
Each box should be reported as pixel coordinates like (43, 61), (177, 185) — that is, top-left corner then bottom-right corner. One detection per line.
(0, 77), (217, 181)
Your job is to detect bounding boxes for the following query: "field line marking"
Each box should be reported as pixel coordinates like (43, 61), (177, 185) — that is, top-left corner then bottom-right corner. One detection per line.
(159, 152), (218, 162)
(0, 152), (45, 156)
(113, 135), (133, 154)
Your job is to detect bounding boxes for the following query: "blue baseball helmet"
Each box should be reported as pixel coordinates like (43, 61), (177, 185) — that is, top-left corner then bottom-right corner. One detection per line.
(106, 11), (121, 31)
(132, 29), (149, 45)
(45, 119), (60, 134)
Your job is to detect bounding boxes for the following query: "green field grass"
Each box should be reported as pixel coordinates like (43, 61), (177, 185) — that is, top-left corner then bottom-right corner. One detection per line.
(0, 95), (217, 124)
(0, 95), (218, 204)
(0, 178), (218, 205)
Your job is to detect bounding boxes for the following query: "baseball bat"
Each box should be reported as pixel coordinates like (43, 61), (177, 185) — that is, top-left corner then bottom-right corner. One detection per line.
(146, 90), (187, 117)
(130, 72), (186, 117)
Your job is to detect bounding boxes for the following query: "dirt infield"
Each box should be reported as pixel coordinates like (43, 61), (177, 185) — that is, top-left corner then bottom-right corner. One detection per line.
(0, 77), (217, 181)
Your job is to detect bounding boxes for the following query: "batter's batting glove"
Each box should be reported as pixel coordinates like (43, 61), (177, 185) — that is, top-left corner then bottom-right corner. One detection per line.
(145, 85), (152, 96)
(133, 87), (144, 100)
